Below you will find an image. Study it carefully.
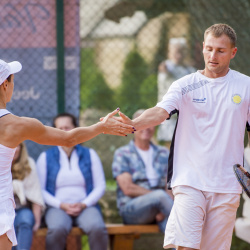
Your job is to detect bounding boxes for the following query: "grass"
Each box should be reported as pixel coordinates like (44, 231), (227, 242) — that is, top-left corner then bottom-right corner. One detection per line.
(81, 235), (90, 250)
(106, 179), (117, 191)
(231, 233), (250, 249)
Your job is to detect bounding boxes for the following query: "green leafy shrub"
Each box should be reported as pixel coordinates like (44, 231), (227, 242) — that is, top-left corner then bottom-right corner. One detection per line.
(140, 74), (158, 108)
(80, 48), (114, 110)
(116, 50), (149, 118)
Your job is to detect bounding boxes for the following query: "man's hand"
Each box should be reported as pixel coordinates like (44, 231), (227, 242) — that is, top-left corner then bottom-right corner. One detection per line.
(100, 111), (134, 126)
(155, 212), (165, 222)
(101, 107), (168, 132)
(100, 108), (135, 136)
(33, 221), (41, 232)
(158, 61), (168, 73)
(118, 111), (134, 126)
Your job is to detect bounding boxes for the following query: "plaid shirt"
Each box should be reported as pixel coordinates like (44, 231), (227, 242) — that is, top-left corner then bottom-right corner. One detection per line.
(112, 140), (169, 213)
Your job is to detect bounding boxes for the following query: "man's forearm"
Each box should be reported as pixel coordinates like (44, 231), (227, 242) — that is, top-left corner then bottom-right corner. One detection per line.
(125, 184), (151, 197)
(132, 107), (169, 131)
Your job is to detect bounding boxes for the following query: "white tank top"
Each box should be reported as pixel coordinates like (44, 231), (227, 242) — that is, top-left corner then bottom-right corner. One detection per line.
(0, 109), (16, 203)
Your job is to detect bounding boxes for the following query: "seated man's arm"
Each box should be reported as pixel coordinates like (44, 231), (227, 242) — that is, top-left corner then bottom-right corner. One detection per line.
(116, 172), (151, 197)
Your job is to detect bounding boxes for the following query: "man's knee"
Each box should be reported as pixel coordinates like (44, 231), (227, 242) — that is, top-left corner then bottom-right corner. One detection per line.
(153, 189), (168, 198)
(151, 189), (170, 204)
(150, 189), (173, 215)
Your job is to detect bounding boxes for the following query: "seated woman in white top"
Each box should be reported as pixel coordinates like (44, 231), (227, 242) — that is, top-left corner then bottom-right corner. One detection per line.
(37, 113), (108, 250)
(0, 59), (134, 250)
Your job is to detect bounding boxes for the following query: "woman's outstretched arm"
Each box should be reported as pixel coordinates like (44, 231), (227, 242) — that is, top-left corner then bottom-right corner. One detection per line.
(2, 109), (135, 148)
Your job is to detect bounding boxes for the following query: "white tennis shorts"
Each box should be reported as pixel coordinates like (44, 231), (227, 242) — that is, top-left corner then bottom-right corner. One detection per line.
(164, 185), (240, 250)
(0, 199), (17, 246)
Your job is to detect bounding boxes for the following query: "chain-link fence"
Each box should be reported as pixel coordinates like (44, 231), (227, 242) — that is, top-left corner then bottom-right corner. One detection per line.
(0, 0), (80, 159)
(80, 0), (250, 180)
(1, 1), (250, 249)
(80, 3), (250, 248)
(2, 0), (250, 179)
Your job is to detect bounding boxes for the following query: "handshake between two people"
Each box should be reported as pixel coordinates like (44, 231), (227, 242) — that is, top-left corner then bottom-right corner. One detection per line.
(100, 106), (167, 136)
(100, 108), (135, 136)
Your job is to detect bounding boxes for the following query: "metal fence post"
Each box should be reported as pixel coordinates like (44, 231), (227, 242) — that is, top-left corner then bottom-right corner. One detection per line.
(56, 0), (65, 113)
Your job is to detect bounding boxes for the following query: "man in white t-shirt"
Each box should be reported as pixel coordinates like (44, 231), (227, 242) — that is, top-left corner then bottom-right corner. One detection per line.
(116, 24), (250, 250)
(112, 109), (174, 233)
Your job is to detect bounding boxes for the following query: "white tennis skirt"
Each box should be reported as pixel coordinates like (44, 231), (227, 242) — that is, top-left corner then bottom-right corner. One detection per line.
(0, 199), (17, 246)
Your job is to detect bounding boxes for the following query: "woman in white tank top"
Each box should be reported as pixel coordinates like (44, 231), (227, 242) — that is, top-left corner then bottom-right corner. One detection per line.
(0, 59), (134, 249)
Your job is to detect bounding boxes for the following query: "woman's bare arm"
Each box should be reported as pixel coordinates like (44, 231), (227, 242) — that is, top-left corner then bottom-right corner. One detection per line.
(1, 109), (135, 148)
(32, 203), (42, 231)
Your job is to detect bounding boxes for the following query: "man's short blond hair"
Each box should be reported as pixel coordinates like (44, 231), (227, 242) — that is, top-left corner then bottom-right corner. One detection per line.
(204, 23), (237, 47)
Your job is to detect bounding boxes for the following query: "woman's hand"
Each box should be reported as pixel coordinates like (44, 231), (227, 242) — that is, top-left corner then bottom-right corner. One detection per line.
(100, 108), (135, 136)
(33, 221), (41, 232)
(60, 202), (85, 216)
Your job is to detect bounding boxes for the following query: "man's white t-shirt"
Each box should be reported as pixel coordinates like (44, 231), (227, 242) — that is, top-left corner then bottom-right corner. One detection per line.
(156, 69), (250, 194)
(135, 145), (159, 187)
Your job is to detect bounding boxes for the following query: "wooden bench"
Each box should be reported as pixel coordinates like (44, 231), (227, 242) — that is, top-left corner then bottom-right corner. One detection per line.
(31, 224), (160, 250)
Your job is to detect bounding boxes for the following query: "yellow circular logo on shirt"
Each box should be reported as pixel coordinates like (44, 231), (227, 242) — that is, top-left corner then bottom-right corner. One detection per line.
(232, 94), (242, 104)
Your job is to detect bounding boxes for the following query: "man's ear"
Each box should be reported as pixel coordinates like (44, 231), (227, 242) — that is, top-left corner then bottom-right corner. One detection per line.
(2, 79), (9, 90)
(231, 47), (237, 59)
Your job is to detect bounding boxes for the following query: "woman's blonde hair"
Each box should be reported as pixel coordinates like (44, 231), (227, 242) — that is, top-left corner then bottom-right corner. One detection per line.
(11, 142), (31, 180)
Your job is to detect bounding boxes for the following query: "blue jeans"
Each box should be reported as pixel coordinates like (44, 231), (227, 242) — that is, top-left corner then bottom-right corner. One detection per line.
(120, 190), (173, 232)
(45, 206), (108, 250)
(12, 207), (35, 250)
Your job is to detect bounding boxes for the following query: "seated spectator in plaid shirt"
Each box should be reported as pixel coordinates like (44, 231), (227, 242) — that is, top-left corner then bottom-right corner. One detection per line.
(112, 109), (174, 232)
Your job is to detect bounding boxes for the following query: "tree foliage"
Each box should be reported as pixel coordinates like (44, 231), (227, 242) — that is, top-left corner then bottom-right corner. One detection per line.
(116, 50), (149, 118)
(140, 74), (158, 108)
(80, 49), (114, 111)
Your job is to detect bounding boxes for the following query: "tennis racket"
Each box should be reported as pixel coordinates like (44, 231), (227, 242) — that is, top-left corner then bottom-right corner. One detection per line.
(233, 164), (250, 198)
